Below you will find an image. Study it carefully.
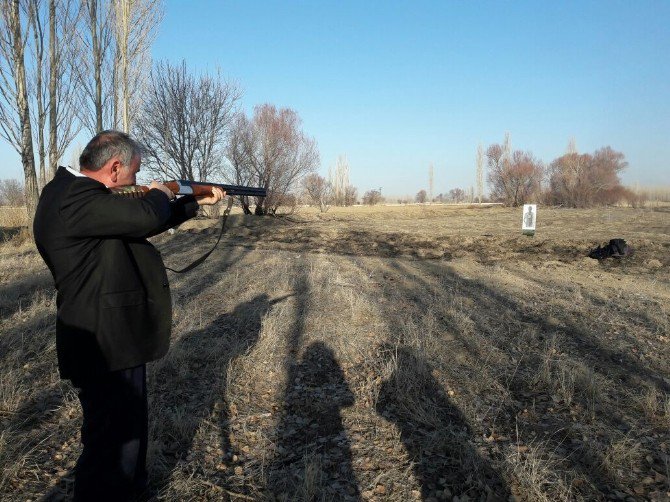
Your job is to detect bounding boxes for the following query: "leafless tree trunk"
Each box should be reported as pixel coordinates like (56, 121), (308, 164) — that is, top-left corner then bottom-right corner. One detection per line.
(27, 0), (81, 182)
(328, 154), (349, 206)
(303, 173), (332, 212)
(503, 131), (511, 167)
(226, 104), (319, 215)
(0, 0), (38, 232)
(428, 163), (434, 202)
(476, 143), (484, 204)
(249, 104), (319, 215)
(136, 60), (240, 183)
(75, 0), (115, 133)
(113, 0), (162, 132)
(91, 0), (102, 131)
(48, 0), (56, 176)
(225, 113), (255, 213)
(50, 0), (81, 173)
(27, 0), (47, 189)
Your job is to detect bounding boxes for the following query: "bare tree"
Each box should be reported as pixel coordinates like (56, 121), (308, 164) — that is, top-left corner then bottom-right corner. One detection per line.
(26, 0), (48, 188)
(362, 189), (382, 206)
(113, 0), (162, 132)
(48, 0), (80, 177)
(0, 0), (39, 230)
(0, 178), (25, 205)
(225, 112), (256, 213)
(26, 0), (80, 186)
(449, 187), (465, 203)
(548, 146), (629, 207)
(74, 0), (115, 133)
(415, 189), (427, 204)
(329, 154), (351, 206)
(486, 144), (543, 206)
(476, 143), (484, 203)
(428, 163), (433, 203)
(303, 173), (332, 212)
(326, 155), (358, 207)
(135, 60), (240, 183)
(343, 184), (357, 206)
(503, 131), (511, 168)
(239, 104), (319, 216)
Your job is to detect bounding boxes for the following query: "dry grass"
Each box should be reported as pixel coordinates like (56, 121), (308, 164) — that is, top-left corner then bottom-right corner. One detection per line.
(0, 206), (29, 244)
(0, 206), (27, 228)
(1, 204), (669, 500)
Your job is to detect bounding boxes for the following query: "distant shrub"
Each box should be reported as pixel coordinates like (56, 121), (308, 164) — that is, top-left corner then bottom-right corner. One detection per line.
(0, 179), (24, 206)
(362, 190), (383, 205)
(547, 147), (630, 207)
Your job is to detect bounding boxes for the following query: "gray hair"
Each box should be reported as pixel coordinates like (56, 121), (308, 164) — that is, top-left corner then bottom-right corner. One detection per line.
(79, 130), (143, 171)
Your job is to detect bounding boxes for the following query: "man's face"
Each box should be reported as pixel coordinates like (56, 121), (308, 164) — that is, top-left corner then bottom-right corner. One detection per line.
(113, 155), (141, 187)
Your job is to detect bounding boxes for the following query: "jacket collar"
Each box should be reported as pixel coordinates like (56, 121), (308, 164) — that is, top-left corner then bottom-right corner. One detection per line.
(56, 165), (87, 178)
(64, 165), (86, 177)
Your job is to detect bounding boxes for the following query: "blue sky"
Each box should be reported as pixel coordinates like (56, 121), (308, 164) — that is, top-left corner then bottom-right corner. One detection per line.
(1, 0), (668, 197)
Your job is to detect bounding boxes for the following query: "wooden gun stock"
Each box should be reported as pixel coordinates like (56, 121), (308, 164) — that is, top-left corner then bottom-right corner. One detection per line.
(110, 180), (267, 198)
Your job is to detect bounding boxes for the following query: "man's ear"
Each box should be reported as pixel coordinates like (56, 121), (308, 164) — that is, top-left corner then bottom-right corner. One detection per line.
(109, 159), (122, 183)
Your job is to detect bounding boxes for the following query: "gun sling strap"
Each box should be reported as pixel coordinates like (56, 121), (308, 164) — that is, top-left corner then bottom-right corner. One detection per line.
(165, 196), (235, 274)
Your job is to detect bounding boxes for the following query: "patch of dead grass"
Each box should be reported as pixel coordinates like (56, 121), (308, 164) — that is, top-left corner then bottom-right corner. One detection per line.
(1, 206), (669, 500)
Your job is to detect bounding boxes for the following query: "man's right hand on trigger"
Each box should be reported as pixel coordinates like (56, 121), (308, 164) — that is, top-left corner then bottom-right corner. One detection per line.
(149, 181), (175, 200)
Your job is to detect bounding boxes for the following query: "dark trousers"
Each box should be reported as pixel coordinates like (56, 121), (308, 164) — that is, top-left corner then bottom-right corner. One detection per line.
(71, 364), (148, 501)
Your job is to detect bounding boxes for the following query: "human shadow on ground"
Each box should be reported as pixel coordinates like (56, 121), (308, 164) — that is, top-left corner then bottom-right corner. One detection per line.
(265, 341), (360, 501)
(375, 344), (510, 500)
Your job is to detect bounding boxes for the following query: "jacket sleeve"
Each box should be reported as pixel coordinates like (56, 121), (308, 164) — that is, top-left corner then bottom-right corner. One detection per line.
(145, 195), (200, 238)
(59, 179), (173, 238)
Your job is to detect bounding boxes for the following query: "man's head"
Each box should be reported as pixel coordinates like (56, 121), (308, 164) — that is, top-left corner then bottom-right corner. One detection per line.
(79, 130), (143, 187)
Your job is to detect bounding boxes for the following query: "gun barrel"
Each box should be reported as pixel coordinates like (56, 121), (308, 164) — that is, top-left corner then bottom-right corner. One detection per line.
(110, 181), (267, 198)
(182, 181), (267, 198)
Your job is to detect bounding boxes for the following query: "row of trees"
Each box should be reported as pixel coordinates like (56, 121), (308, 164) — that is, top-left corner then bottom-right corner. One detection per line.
(408, 135), (636, 208)
(0, 0), (163, 231)
(485, 135), (635, 207)
(1, 0), (322, 228)
(133, 60), (320, 215)
(300, 155), (357, 212)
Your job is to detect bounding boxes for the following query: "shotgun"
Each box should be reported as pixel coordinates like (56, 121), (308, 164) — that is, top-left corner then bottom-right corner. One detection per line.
(109, 180), (266, 198)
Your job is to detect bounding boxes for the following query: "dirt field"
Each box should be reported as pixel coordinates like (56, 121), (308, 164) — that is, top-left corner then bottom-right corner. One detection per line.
(1, 204), (669, 501)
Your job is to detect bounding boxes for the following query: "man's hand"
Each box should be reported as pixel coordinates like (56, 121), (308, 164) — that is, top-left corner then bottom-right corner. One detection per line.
(196, 187), (225, 206)
(149, 180), (175, 200)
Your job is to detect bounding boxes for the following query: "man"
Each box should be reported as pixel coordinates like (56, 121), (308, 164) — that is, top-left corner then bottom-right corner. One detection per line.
(33, 130), (223, 500)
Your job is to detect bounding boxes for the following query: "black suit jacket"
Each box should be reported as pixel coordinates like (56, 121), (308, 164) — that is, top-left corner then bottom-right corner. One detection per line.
(33, 167), (199, 380)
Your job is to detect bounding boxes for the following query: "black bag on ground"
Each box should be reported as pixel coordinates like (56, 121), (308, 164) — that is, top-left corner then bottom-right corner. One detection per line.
(588, 238), (633, 260)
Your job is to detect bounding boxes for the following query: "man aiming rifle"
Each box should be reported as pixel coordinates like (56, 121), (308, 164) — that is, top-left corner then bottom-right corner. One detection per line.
(33, 130), (227, 500)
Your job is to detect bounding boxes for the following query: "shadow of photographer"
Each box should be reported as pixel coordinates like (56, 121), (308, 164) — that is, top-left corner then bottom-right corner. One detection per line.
(375, 343), (509, 501)
(266, 341), (360, 501)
